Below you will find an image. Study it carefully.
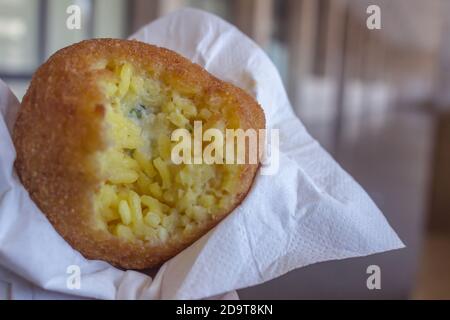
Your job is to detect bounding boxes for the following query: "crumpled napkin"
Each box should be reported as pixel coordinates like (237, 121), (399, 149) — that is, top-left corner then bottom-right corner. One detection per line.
(0, 8), (403, 300)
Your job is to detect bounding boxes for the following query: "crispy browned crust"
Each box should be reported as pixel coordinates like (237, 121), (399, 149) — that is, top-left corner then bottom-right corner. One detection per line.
(13, 39), (265, 269)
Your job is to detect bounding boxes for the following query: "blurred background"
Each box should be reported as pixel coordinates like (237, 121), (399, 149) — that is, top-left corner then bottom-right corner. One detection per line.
(0, 0), (449, 299)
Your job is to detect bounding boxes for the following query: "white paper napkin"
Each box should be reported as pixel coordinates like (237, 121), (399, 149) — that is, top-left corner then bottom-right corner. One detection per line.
(0, 8), (403, 300)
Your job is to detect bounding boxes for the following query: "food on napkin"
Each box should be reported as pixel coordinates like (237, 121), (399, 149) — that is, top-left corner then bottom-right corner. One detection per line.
(13, 38), (265, 269)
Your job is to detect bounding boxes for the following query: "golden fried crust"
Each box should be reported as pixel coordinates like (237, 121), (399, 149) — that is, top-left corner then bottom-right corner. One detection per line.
(13, 39), (265, 269)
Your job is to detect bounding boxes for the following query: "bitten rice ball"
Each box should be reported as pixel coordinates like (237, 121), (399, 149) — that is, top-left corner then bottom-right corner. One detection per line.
(13, 39), (265, 269)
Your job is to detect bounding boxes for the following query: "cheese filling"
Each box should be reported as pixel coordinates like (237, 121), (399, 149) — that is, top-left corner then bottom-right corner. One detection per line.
(92, 61), (242, 243)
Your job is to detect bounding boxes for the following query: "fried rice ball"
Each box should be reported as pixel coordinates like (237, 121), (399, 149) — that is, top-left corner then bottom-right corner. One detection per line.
(13, 39), (265, 269)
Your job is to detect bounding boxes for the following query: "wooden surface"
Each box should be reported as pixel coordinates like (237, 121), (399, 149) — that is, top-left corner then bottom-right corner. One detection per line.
(429, 113), (450, 232)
